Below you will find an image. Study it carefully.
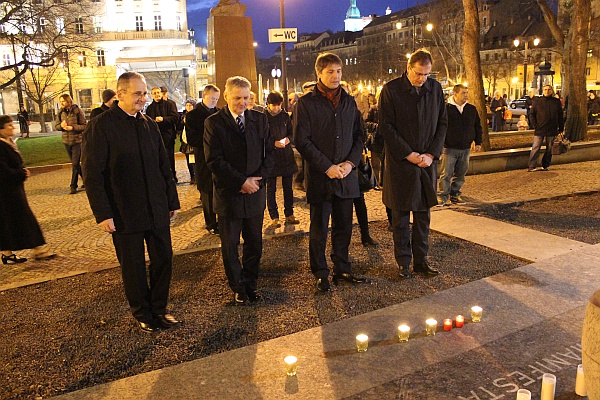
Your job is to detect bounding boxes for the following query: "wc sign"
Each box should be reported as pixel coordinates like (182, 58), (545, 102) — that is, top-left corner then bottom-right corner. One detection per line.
(268, 28), (298, 43)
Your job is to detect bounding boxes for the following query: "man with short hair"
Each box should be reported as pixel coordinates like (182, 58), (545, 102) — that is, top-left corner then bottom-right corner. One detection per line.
(437, 84), (482, 206)
(528, 84), (564, 172)
(90, 89), (117, 120)
(379, 49), (447, 279)
(247, 91), (265, 112)
(185, 84), (221, 235)
(145, 86), (180, 181)
(293, 52), (369, 292)
(204, 76), (274, 305)
(82, 71), (181, 333)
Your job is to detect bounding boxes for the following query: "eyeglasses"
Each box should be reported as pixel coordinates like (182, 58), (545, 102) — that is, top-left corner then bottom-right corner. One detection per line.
(408, 64), (431, 78)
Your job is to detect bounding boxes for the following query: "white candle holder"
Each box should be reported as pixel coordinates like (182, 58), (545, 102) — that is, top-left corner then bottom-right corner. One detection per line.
(515, 388), (531, 400)
(397, 324), (410, 342)
(471, 306), (483, 323)
(425, 318), (437, 336)
(540, 373), (556, 400)
(284, 355), (298, 376)
(356, 334), (369, 352)
(575, 363), (586, 396)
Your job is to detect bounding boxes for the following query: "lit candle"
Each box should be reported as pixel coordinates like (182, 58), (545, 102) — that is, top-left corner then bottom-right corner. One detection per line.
(540, 373), (556, 400)
(284, 355), (298, 376)
(397, 324), (410, 342)
(356, 334), (369, 352)
(425, 318), (437, 336)
(515, 388), (531, 400)
(471, 306), (483, 323)
(455, 315), (464, 328)
(443, 318), (453, 331)
(575, 364), (586, 396)
(279, 138), (287, 146)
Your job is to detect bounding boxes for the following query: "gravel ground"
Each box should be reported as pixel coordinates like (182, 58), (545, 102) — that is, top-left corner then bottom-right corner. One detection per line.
(463, 192), (600, 244)
(0, 221), (524, 400)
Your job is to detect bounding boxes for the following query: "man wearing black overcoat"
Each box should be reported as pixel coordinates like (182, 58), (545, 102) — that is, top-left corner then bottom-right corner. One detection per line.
(185, 84), (221, 234)
(379, 49), (447, 279)
(82, 72), (181, 333)
(293, 52), (369, 292)
(204, 76), (274, 305)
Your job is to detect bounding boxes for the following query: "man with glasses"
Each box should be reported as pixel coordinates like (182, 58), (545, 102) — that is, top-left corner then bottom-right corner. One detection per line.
(82, 71), (181, 333)
(379, 49), (447, 279)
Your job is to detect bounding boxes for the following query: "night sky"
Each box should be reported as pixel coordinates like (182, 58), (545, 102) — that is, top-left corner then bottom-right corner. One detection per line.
(186, 0), (418, 58)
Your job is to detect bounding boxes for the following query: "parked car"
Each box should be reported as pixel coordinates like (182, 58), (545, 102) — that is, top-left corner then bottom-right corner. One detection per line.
(509, 96), (531, 109)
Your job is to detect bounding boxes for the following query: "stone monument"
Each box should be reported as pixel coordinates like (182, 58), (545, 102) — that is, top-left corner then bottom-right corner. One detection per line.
(207, 0), (257, 107)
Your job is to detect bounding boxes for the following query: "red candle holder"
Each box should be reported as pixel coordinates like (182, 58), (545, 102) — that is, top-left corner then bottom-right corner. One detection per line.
(455, 315), (464, 328)
(443, 318), (453, 331)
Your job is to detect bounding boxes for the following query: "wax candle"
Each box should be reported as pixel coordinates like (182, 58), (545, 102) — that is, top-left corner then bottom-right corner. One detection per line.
(397, 324), (410, 342)
(425, 318), (437, 336)
(356, 334), (369, 352)
(443, 318), (453, 331)
(515, 388), (531, 400)
(540, 373), (556, 400)
(471, 306), (483, 323)
(575, 364), (587, 396)
(284, 355), (298, 376)
(455, 315), (464, 328)
(279, 138), (287, 145)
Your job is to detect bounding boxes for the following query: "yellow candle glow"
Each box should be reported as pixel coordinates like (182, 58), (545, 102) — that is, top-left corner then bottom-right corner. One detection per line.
(575, 364), (586, 396)
(284, 355), (298, 376)
(356, 334), (369, 352)
(471, 306), (483, 323)
(425, 318), (437, 336)
(516, 388), (531, 400)
(397, 324), (410, 342)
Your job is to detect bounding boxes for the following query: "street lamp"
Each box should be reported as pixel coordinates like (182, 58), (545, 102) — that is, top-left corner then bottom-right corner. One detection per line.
(59, 50), (74, 99)
(513, 37), (540, 95)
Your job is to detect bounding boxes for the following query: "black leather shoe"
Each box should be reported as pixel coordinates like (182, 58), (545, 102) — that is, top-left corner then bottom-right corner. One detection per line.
(234, 292), (249, 305)
(399, 266), (413, 279)
(136, 320), (160, 333)
(332, 273), (371, 285)
(413, 262), (440, 277)
(2, 254), (27, 264)
(361, 236), (379, 247)
(156, 314), (181, 329)
(247, 291), (262, 302)
(316, 278), (332, 292)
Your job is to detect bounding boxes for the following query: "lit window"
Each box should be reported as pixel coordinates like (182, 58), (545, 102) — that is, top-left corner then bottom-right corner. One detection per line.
(96, 49), (105, 66)
(93, 16), (102, 34)
(2, 54), (11, 67)
(79, 51), (87, 67)
(56, 18), (65, 34)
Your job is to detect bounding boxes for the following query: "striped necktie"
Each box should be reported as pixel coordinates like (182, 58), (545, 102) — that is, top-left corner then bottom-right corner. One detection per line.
(236, 115), (245, 134)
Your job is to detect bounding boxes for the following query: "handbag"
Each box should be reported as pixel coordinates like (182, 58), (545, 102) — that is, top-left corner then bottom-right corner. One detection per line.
(357, 149), (376, 192)
(551, 132), (571, 155)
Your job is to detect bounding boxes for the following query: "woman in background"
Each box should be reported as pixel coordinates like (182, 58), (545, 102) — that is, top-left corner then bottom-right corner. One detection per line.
(0, 115), (55, 264)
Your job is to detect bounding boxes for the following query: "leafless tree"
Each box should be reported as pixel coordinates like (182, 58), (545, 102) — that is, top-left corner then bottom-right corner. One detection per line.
(21, 62), (67, 132)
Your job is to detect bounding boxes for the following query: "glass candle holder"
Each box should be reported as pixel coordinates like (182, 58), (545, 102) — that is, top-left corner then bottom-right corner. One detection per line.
(284, 356), (298, 376)
(575, 364), (586, 396)
(540, 373), (556, 400)
(515, 389), (531, 400)
(455, 315), (464, 328)
(397, 324), (410, 342)
(443, 318), (453, 331)
(425, 318), (437, 336)
(356, 334), (369, 352)
(471, 306), (483, 323)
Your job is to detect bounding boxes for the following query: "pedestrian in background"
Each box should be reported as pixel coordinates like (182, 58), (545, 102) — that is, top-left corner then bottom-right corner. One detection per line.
(179, 99), (197, 185)
(490, 91), (507, 132)
(185, 84), (221, 235)
(204, 76), (274, 305)
(90, 89), (117, 120)
(588, 90), (600, 126)
(17, 106), (30, 138)
(293, 52), (370, 292)
(379, 48), (447, 279)
(146, 86), (180, 182)
(264, 91), (299, 228)
(0, 115), (56, 264)
(55, 93), (86, 195)
(83, 71), (181, 333)
(437, 84), (482, 206)
(528, 84), (563, 172)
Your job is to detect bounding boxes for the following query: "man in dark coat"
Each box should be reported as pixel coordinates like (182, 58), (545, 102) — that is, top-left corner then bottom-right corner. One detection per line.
(145, 86), (180, 182)
(379, 49), (447, 279)
(204, 76), (274, 305)
(293, 52), (368, 292)
(90, 89), (116, 120)
(528, 84), (564, 172)
(437, 83), (482, 206)
(82, 72), (181, 333)
(185, 84), (221, 235)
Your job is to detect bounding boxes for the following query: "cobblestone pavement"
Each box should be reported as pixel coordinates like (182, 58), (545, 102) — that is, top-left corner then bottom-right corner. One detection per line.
(1, 157), (599, 291)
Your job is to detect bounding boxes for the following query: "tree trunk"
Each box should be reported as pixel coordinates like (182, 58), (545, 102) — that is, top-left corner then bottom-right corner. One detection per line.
(35, 101), (48, 133)
(565, 0), (590, 142)
(462, 0), (490, 150)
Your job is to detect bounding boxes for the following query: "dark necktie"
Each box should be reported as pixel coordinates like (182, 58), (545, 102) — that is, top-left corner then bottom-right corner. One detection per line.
(236, 115), (245, 134)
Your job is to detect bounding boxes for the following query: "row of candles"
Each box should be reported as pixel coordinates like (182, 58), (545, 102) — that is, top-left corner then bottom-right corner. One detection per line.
(515, 365), (587, 399)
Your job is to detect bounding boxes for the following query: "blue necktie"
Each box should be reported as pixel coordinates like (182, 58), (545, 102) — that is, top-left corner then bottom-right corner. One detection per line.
(236, 115), (245, 134)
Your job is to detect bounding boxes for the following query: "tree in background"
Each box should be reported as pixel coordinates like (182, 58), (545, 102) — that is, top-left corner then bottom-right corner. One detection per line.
(22, 62), (68, 133)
